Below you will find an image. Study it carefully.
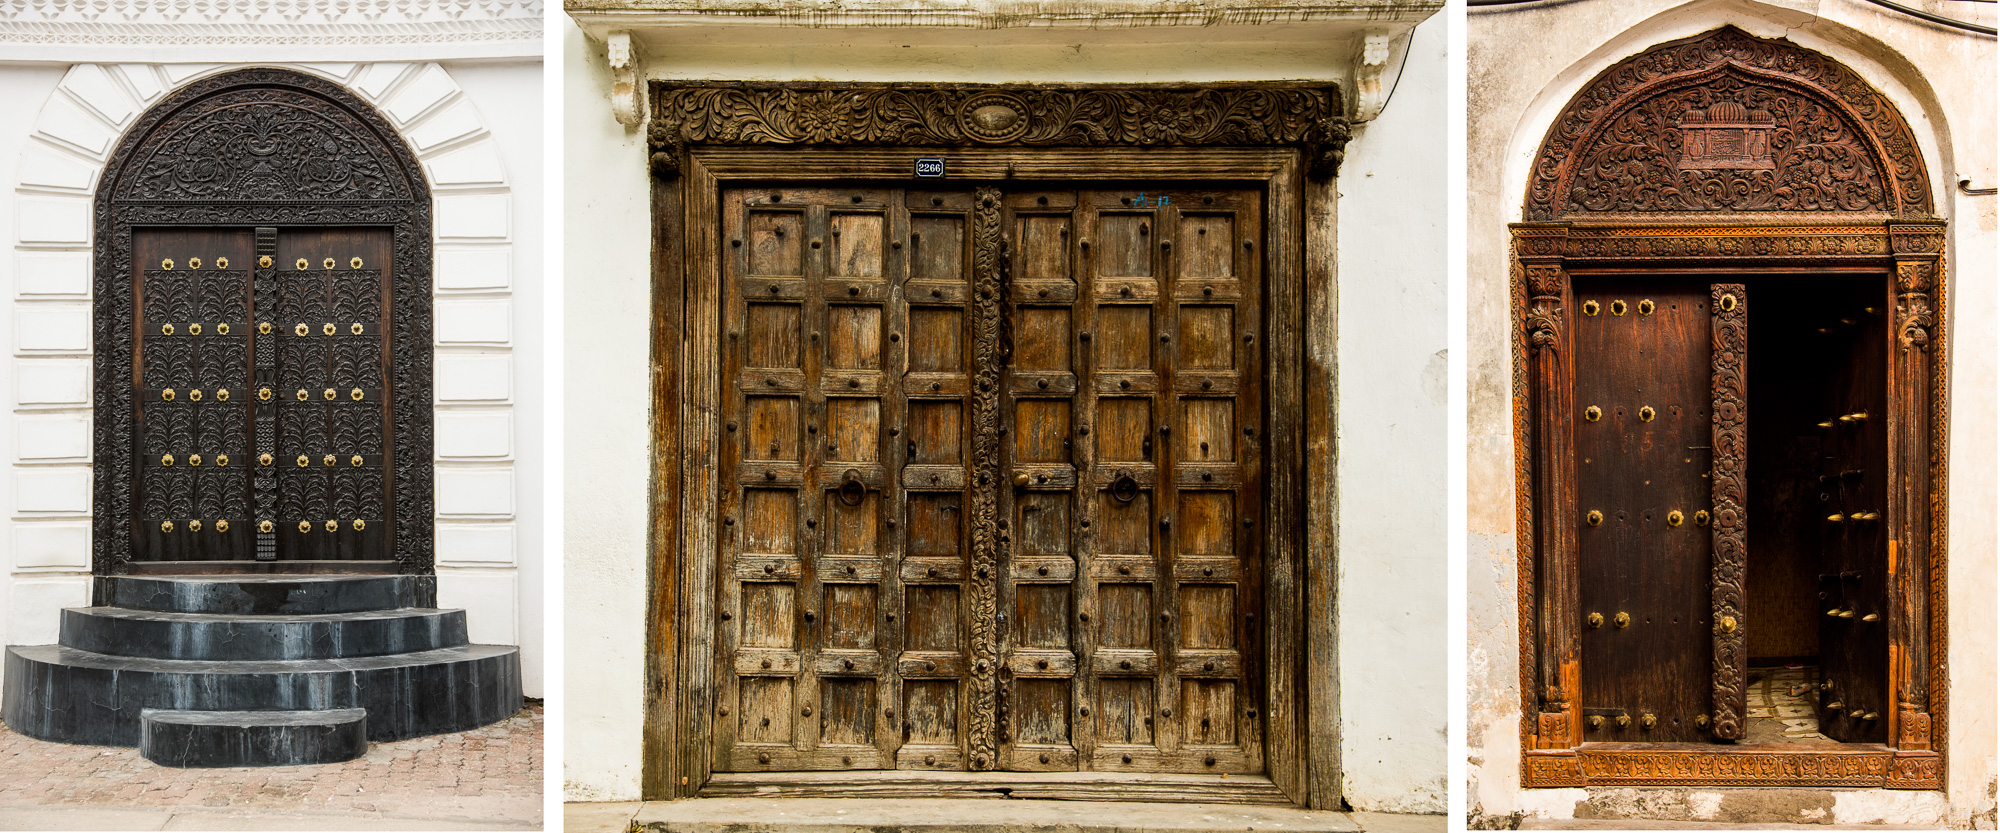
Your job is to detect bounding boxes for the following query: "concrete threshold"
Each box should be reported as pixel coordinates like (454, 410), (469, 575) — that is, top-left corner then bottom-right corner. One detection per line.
(620, 797), (1422, 833)
(1520, 821), (1937, 830)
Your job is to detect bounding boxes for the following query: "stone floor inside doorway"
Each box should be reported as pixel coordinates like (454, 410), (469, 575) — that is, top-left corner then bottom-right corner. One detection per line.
(0, 701), (542, 831)
(567, 797), (1445, 833)
(1744, 665), (1833, 744)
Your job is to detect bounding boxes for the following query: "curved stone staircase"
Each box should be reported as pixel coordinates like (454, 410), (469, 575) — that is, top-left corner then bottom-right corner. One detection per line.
(2, 575), (520, 768)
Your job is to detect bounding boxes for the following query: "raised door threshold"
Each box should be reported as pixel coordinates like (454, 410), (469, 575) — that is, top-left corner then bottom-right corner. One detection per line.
(702, 770), (1296, 805)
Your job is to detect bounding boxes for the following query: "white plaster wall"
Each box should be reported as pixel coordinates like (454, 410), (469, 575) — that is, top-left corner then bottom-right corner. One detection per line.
(0, 57), (546, 699)
(561, 10), (1448, 809)
(1465, 0), (1996, 825)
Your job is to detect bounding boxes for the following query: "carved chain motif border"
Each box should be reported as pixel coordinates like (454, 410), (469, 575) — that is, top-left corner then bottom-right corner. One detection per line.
(93, 68), (436, 575)
(1510, 222), (1948, 790)
(1523, 26), (1933, 221)
(646, 82), (1350, 180)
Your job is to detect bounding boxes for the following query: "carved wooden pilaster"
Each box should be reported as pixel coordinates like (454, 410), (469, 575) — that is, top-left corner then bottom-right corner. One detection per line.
(1888, 219), (1945, 755)
(646, 82), (1351, 182)
(965, 186), (1004, 771)
(1708, 284), (1749, 739)
(1516, 224), (1580, 750)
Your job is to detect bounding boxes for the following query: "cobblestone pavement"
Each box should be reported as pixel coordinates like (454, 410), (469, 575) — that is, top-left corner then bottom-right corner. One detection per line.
(0, 702), (542, 830)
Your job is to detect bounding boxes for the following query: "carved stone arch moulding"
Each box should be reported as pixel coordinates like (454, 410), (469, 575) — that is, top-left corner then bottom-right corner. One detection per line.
(93, 67), (435, 575)
(646, 82), (1351, 180)
(1510, 25), (1947, 792)
(1525, 26), (1933, 221)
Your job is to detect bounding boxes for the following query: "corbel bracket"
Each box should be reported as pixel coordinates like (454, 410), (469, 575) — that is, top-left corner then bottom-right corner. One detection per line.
(608, 30), (644, 127)
(1352, 31), (1396, 122)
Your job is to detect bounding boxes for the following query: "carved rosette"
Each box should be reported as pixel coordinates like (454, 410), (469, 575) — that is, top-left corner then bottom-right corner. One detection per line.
(94, 68), (434, 576)
(965, 186), (1004, 770)
(648, 83), (1349, 180)
(1708, 283), (1749, 739)
(1525, 27), (1931, 221)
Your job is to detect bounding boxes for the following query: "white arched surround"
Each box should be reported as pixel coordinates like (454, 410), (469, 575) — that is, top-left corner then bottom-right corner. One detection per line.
(4, 62), (533, 692)
(1467, 0), (1995, 825)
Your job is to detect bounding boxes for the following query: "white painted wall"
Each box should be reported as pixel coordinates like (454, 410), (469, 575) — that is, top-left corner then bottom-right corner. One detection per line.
(1465, 0), (1995, 826)
(560, 9), (1448, 810)
(0, 55), (545, 698)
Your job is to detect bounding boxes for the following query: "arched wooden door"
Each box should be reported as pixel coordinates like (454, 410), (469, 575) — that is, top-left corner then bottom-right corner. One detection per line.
(1512, 27), (1947, 790)
(93, 69), (434, 575)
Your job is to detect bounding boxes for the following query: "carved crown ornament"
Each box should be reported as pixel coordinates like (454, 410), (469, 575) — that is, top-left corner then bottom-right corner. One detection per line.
(646, 82), (1351, 180)
(1525, 26), (1935, 221)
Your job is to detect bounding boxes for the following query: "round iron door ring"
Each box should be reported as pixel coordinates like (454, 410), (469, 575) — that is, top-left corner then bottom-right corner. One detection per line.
(1110, 472), (1140, 504)
(838, 470), (867, 506)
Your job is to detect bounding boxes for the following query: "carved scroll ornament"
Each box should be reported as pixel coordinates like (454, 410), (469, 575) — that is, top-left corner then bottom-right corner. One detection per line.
(1526, 27), (1933, 221)
(648, 83), (1350, 179)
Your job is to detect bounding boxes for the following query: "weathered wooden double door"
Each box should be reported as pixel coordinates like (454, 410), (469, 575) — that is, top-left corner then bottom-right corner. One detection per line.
(132, 226), (394, 563)
(1574, 278), (1888, 743)
(716, 185), (1266, 774)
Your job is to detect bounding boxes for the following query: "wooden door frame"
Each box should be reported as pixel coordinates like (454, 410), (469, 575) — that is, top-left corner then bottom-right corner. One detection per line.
(91, 68), (435, 579)
(1511, 222), (1949, 790)
(641, 82), (1349, 807)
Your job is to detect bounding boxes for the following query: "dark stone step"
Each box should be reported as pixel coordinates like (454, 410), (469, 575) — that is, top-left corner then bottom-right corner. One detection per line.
(3, 643), (520, 747)
(61, 606), (468, 661)
(141, 708), (368, 768)
(95, 575), (433, 615)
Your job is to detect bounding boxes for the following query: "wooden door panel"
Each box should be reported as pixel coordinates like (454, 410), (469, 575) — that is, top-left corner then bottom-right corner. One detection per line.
(718, 183), (1266, 777)
(1812, 282), (1890, 744)
(1575, 281), (1713, 741)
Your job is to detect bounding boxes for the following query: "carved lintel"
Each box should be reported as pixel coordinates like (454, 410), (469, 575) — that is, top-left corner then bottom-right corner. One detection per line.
(608, 30), (644, 127)
(1576, 747), (1892, 787)
(649, 82), (1350, 180)
(1351, 31), (1394, 122)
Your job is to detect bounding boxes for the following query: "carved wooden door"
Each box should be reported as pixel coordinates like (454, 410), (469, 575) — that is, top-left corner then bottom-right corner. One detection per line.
(1810, 287), (1889, 744)
(133, 226), (393, 564)
(716, 184), (1265, 775)
(1573, 281), (1742, 742)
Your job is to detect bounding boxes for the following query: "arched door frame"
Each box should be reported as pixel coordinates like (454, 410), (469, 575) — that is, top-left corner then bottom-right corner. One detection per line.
(92, 67), (436, 577)
(1510, 26), (1948, 790)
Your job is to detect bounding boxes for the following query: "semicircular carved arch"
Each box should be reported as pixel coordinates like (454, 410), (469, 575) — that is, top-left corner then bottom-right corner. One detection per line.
(92, 67), (435, 575)
(1524, 26), (1933, 221)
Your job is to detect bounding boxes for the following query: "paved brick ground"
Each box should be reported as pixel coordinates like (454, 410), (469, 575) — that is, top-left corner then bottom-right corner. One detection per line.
(0, 702), (542, 829)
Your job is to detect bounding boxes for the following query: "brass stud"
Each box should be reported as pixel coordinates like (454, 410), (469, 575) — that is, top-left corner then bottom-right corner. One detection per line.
(296, 258), (308, 270)
(323, 258), (336, 270)
(1827, 701), (1845, 710)
(1582, 300), (1600, 316)
(258, 387), (272, 401)
(1610, 300), (1628, 316)
(259, 453), (273, 466)
(259, 322), (273, 335)
(297, 389), (309, 401)
(217, 323), (230, 335)
(215, 454), (229, 466)
(161, 454), (175, 466)
(1695, 714), (1709, 728)
(216, 519), (229, 532)
(350, 257), (363, 269)
(323, 454), (336, 467)
(296, 323), (309, 337)
(259, 520), (274, 533)
(1720, 294), (1738, 312)
(1585, 510), (1604, 526)
(162, 259), (175, 270)
(354, 519), (366, 531)
(189, 323), (202, 336)
(1667, 510), (1684, 527)
(325, 519), (337, 532)
(162, 388), (175, 401)
(259, 256), (273, 269)
(1694, 510), (1710, 526)
(299, 520), (312, 533)
(351, 388), (364, 401)
(216, 257), (229, 269)
(296, 455), (309, 467)
(189, 519), (202, 532)
(189, 389), (203, 402)
(1587, 612), (1603, 628)
(1839, 609), (1856, 619)
(1616, 714), (1631, 728)
(1589, 715), (1603, 728)
(1637, 299), (1655, 315)
(323, 323), (336, 336)
(352, 323), (364, 335)
(323, 388), (336, 401)
(1719, 616), (1737, 634)
(188, 257), (201, 269)
(1613, 612), (1630, 628)
(188, 454), (202, 467)
(1639, 405), (1656, 422)
(1863, 712), (1878, 721)
(1828, 513), (1845, 523)
(161, 323), (175, 336)
(1850, 709), (1865, 718)
(1862, 613), (1880, 622)
(1640, 713), (1656, 729)
(161, 520), (174, 533)
(1584, 405), (1602, 422)
(351, 455), (364, 467)
(216, 389), (229, 402)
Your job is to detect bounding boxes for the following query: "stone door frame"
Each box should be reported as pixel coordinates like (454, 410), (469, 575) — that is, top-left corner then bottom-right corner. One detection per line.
(642, 82), (1349, 808)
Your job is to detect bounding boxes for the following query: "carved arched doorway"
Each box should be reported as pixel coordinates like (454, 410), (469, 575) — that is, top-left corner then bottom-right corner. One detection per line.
(1512, 27), (1946, 790)
(93, 68), (435, 577)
